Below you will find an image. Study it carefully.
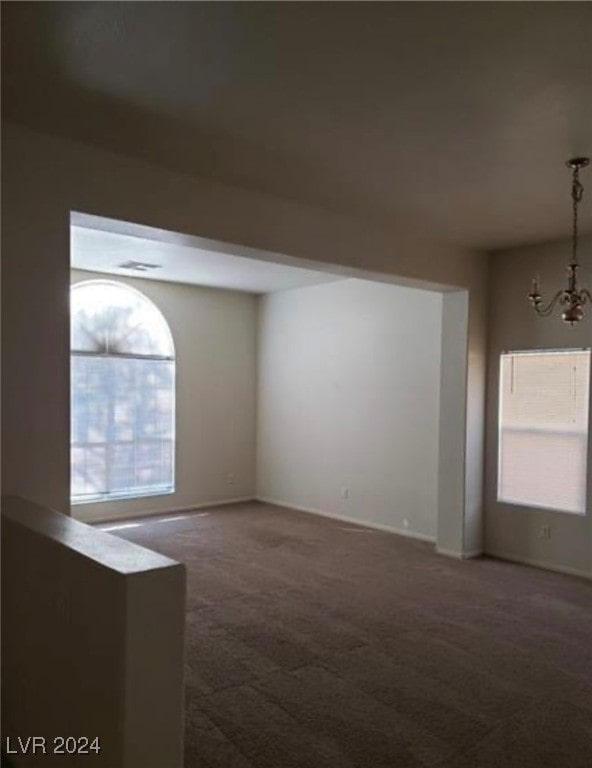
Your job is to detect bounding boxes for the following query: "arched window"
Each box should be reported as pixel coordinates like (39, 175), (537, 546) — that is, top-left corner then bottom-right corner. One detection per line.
(70, 280), (175, 503)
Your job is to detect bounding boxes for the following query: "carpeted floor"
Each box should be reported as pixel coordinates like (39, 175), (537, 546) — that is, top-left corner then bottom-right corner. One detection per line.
(109, 501), (592, 768)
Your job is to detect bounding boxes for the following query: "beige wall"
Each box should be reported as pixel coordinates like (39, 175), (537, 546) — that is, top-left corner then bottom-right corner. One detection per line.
(2, 121), (486, 556)
(70, 269), (257, 522)
(257, 279), (442, 540)
(485, 236), (592, 578)
(437, 291), (470, 556)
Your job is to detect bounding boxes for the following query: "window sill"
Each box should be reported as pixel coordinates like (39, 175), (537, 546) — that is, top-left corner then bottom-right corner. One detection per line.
(72, 487), (175, 505)
(496, 497), (586, 516)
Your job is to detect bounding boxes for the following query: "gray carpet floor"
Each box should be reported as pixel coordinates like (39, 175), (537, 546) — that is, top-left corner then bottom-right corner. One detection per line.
(111, 501), (592, 768)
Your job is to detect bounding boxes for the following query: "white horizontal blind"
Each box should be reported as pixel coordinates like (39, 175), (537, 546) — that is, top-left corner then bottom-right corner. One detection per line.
(498, 349), (590, 514)
(71, 355), (175, 503)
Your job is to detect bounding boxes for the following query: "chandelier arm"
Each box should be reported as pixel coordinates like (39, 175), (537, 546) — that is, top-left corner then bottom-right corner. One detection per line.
(581, 288), (592, 304)
(532, 290), (564, 317)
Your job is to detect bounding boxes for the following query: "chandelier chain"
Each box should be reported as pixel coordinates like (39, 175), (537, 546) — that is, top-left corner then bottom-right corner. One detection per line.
(572, 165), (583, 265)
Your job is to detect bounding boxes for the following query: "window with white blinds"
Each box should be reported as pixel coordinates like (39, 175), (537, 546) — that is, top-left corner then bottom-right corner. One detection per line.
(498, 349), (590, 514)
(71, 280), (175, 504)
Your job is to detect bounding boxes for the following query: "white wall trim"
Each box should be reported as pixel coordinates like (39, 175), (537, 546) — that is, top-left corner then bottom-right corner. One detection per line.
(79, 497), (256, 525)
(486, 549), (592, 581)
(257, 496), (436, 543)
(436, 547), (483, 560)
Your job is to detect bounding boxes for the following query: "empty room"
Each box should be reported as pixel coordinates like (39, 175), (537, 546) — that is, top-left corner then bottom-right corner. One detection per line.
(2, 3), (592, 768)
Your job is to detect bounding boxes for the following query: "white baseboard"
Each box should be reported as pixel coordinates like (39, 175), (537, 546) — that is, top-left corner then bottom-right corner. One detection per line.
(436, 547), (483, 560)
(486, 549), (592, 581)
(83, 496), (256, 525)
(256, 496), (436, 543)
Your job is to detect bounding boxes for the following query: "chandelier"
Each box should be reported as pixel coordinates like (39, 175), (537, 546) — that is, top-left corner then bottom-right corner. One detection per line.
(528, 157), (591, 325)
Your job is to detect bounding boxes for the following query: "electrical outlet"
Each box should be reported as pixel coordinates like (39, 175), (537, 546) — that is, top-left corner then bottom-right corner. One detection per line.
(403, 518), (409, 529)
(227, 473), (235, 485)
(341, 486), (349, 499)
(540, 525), (551, 539)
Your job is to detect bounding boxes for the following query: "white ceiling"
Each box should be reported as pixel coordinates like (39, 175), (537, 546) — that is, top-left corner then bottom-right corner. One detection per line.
(3, 3), (592, 250)
(71, 226), (343, 294)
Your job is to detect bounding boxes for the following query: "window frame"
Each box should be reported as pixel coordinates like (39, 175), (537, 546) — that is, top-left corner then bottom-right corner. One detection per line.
(497, 347), (591, 516)
(70, 279), (176, 505)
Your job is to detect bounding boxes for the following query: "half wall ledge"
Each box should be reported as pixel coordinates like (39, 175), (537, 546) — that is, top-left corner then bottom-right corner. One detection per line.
(1, 495), (186, 768)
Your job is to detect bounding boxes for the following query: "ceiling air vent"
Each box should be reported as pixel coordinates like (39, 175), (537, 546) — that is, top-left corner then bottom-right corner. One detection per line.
(117, 260), (162, 272)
